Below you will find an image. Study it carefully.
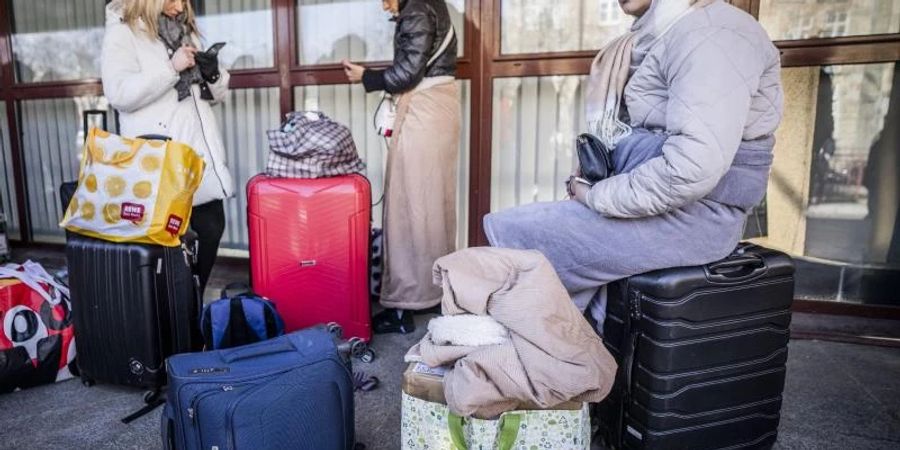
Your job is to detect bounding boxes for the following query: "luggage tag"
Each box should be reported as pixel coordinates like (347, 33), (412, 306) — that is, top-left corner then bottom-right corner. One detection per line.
(412, 362), (448, 378)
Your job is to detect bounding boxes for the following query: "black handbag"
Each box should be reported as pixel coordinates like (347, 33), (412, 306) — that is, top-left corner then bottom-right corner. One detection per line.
(576, 133), (614, 184)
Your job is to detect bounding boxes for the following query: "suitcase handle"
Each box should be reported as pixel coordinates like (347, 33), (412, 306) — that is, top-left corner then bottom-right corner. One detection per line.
(705, 255), (766, 284)
(222, 339), (295, 363)
(448, 413), (521, 450)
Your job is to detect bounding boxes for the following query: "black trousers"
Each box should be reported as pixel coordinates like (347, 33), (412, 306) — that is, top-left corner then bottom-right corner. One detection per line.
(190, 200), (225, 296)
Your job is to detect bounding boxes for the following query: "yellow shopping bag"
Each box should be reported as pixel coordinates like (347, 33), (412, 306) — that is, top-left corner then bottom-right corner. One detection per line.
(59, 128), (205, 247)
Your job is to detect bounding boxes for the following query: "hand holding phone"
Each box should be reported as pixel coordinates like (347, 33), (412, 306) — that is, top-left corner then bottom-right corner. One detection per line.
(196, 43), (226, 83)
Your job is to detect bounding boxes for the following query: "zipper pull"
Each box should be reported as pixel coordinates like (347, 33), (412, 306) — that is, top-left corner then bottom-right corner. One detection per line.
(187, 407), (195, 421)
(222, 385), (233, 392)
(628, 291), (642, 321)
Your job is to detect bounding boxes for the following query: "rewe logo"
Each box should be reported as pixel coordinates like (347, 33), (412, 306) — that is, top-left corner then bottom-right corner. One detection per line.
(166, 215), (183, 235)
(121, 203), (145, 222)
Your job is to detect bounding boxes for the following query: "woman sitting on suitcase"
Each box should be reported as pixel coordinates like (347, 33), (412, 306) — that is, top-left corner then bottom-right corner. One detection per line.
(101, 0), (234, 295)
(343, 0), (461, 334)
(483, 0), (783, 326)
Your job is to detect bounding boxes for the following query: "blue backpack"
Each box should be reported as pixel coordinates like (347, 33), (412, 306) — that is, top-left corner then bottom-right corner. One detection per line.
(200, 283), (285, 350)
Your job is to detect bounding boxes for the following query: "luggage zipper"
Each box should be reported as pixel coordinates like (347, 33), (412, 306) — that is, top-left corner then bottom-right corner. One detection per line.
(189, 383), (252, 448)
(620, 289), (643, 446)
(224, 358), (350, 450)
(628, 290), (642, 322)
(223, 370), (297, 450)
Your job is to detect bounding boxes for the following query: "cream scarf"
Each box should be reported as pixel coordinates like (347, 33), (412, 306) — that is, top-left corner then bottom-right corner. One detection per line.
(585, 0), (716, 148)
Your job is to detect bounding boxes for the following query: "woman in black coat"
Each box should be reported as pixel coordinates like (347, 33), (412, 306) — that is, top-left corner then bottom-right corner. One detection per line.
(344, 0), (460, 334)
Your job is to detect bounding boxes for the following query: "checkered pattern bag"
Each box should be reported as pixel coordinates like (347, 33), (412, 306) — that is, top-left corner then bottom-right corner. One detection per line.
(266, 111), (366, 178)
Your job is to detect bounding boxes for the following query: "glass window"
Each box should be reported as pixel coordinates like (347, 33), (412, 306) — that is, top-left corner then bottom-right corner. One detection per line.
(296, 0), (465, 65)
(1, 102), (20, 240)
(500, 0), (632, 54)
(18, 97), (111, 243)
(759, 63), (900, 304)
(194, 0), (275, 70)
(14, 89), (278, 249)
(759, 0), (900, 41)
(211, 88), (281, 252)
(804, 63), (898, 265)
(10, 0), (106, 83)
(294, 81), (471, 249)
(491, 76), (585, 211)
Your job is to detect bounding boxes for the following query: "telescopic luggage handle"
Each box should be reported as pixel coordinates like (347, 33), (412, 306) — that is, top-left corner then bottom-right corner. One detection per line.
(83, 110), (108, 142)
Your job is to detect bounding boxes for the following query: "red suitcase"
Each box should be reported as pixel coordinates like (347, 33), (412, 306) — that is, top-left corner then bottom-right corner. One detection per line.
(247, 174), (372, 343)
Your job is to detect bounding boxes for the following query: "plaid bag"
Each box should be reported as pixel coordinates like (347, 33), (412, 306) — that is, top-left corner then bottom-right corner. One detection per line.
(266, 111), (366, 178)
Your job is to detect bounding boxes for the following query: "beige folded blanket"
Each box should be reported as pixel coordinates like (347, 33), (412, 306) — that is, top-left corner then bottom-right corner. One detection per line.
(406, 247), (618, 419)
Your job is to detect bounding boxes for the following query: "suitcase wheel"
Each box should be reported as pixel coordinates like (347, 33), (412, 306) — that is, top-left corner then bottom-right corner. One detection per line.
(326, 322), (343, 339)
(348, 338), (376, 363)
(81, 378), (95, 388)
(359, 349), (376, 364)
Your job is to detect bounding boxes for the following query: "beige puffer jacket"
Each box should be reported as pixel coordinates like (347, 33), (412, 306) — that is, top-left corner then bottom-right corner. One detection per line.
(587, 0), (783, 218)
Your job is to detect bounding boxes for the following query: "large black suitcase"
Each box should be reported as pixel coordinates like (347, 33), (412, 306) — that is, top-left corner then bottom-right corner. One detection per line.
(60, 182), (202, 392)
(595, 244), (795, 450)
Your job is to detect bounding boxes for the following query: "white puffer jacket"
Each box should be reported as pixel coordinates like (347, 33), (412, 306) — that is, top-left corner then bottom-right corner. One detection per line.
(100, 1), (234, 207)
(587, 0), (783, 218)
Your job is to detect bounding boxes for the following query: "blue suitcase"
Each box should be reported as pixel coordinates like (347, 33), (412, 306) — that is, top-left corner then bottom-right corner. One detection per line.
(162, 329), (355, 450)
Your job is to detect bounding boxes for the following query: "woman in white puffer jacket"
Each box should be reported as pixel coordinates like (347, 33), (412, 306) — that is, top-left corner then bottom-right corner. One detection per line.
(101, 0), (234, 294)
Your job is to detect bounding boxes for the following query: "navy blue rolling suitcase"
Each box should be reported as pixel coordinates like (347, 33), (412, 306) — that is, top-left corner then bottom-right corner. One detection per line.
(162, 329), (355, 450)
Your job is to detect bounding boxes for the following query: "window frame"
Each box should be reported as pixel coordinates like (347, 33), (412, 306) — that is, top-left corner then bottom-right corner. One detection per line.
(1, 0), (899, 315)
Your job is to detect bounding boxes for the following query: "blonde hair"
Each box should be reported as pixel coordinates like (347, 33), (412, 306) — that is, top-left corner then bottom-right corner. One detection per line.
(123, 0), (199, 39)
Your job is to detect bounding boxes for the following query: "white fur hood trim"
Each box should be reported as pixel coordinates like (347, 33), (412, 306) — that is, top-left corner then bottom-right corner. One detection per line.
(427, 315), (509, 347)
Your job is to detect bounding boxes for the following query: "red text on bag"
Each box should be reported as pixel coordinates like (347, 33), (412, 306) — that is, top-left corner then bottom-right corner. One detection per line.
(166, 215), (184, 235)
(121, 203), (145, 222)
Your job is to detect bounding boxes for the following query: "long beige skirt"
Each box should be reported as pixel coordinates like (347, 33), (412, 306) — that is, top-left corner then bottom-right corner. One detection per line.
(380, 82), (461, 310)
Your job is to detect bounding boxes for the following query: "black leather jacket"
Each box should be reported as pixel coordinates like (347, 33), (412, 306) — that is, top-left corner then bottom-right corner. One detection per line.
(362, 0), (457, 94)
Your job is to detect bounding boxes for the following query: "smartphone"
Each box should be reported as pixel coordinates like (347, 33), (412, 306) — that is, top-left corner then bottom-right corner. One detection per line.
(206, 42), (227, 56)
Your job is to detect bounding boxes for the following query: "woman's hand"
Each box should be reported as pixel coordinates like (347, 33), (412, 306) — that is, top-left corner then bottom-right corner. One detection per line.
(573, 182), (591, 205)
(171, 45), (197, 72)
(342, 59), (365, 83)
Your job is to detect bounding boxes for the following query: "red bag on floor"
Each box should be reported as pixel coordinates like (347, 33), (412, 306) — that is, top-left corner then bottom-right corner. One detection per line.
(0, 262), (76, 393)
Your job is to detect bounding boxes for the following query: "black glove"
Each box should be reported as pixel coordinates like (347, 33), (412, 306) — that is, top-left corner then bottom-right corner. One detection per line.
(195, 51), (221, 83)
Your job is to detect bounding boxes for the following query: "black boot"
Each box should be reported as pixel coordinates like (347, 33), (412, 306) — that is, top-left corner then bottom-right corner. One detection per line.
(372, 308), (416, 335)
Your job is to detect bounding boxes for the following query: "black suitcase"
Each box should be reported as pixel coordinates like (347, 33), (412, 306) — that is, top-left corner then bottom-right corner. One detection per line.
(595, 244), (795, 450)
(60, 182), (203, 394)
(60, 181), (77, 240)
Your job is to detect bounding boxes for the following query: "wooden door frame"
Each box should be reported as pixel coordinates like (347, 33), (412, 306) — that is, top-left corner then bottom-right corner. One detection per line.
(1, 1), (899, 305)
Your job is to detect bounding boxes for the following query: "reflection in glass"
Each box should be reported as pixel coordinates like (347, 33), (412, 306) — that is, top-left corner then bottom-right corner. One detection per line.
(500, 0), (632, 54)
(759, 0), (900, 41)
(0, 103), (20, 240)
(194, 0), (275, 70)
(296, 0), (465, 65)
(19, 97), (110, 243)
(9, 0), (275, 83)
(491, 76), (585, 211)
(805, 63), (899, 265)
(10, 0), (106, 83)
(294, 82), (471, 249)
